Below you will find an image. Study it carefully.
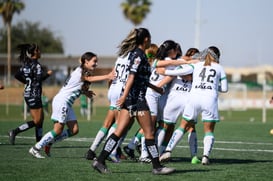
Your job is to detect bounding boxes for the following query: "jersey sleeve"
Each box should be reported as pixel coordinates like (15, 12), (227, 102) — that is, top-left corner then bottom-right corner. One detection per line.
(164, 64), (193, 76)
(14, 68), (26, 84)
(218, 67), (228, 93)
(129, 55), (141, 74)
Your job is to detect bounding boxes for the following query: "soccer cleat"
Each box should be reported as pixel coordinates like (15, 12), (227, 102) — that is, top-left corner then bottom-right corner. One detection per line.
(152, 166), (176, 175)
(85, 149), (97, 160)
(44, 145), (51, 157)
(202, 155), (210, 165)
(159, 151), (171, 162)
(117, 146), (127, 160)
(123, 146), (135, 160)
(139, 157), (151, 163)
(92, 160), (111, 174)
(191, 156), (201, 164)
(8, 130), (16, 145)
(136, 144), (141, 155)
(108, 154), (120, 163)
(29, 147), (45, 159)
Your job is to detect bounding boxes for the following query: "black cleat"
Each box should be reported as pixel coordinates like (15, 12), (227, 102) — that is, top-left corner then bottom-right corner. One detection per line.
(85, 149), (97, 160)
(8, 130), (16, 145)
(123, 146), (135, 160)
(92, 160), (111, 174)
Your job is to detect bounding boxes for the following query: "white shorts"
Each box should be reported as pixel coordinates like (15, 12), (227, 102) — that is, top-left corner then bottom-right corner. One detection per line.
(51, 97), (77, 123)
(182, 94), (219, 123)
(108, 83), (122, 108)
(145, 89), (161, 116)
(162, 91), (188, 124)
(157, 91), (169, 121)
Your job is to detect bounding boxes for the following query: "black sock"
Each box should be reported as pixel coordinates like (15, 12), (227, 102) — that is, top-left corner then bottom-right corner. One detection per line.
(35, 124), (43, 142)
(14, 121), (35, 135)
(145, 139), (162, 169)
(97, 133), (120, 164)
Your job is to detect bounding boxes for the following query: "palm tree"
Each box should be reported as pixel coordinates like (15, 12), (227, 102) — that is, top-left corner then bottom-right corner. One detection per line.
(121, 0), (152, 26)
(0, 0), (24, 86)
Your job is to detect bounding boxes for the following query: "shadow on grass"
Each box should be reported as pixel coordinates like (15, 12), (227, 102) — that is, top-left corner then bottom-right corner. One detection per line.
(169, 157), (273, 164)
(112, 168), (212, 174)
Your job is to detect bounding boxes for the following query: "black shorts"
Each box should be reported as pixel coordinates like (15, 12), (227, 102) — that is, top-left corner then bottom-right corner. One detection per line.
(122, 98), (150, 117)
(25, 97), (43, 109)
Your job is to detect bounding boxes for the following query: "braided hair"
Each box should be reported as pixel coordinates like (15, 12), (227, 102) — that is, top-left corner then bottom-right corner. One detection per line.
(79, 52), (97, 94)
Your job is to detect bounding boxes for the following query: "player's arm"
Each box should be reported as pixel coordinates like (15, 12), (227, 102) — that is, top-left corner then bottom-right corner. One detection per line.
(147, 82), (164, 94)
(218, 68), (228, 93)
(218, 77), (228, 93)
(154, 59), (199, 68)
(14, 69), (26, 84)
(83, 70), (115, 83)
(157, 64), (193, 76)
(116, 73), (134, 107)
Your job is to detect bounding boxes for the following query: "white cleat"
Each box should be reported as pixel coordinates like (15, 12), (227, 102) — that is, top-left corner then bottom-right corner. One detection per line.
(159, 151), (171, 162)
(202, 155), (210, 165)
(29, 147), (45, 159)
(152, 166), (176, 175)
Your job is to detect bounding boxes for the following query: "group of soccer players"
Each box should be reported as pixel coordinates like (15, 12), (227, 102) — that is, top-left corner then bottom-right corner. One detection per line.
(8, 27), (228, 175)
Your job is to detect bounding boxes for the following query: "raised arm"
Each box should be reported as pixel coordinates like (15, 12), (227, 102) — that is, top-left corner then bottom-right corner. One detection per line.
(157, 64), (193, 76)
(83, 70), (115, 83)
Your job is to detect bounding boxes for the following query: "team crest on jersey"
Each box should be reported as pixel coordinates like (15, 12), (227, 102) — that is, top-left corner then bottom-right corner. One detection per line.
(132, 56), (141, 70)
(134, 57), (141, 65)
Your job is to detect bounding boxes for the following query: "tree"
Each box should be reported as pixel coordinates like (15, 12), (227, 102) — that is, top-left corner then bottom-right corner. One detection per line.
(0, 0), (24, 86)
(0, 20), (64, 53)
(121, 0), (152, 26)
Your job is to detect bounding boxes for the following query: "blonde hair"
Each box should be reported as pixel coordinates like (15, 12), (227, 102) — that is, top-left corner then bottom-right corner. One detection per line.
(203, 46), (220, 66)
(117, 28), (138, 57)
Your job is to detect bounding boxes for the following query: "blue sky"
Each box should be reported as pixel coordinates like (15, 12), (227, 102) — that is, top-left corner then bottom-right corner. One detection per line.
(1, 0), (273, 67)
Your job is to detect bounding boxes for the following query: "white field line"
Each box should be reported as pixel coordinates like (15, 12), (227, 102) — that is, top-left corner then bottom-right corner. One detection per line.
(1, 135), (273, 153)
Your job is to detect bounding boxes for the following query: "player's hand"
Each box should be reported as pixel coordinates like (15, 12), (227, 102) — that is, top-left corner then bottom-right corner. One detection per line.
(47, 70), (53, 75)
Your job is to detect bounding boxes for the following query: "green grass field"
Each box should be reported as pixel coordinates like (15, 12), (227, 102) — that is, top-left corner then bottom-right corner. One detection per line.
(0, 105), (273, 181)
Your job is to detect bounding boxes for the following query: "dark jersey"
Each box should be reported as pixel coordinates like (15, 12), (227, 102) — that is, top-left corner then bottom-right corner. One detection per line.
(15, 59), (49, 99)
(121, 48), (151, 113)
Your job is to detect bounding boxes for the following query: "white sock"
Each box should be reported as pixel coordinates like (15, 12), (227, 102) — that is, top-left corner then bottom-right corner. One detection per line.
(53, 129), (70, 143)
(35, 131), (55, 150)
(111, 135), (125, 155)
(90, 127), (108, 151)
(127, 137), (137, 150)
(106, 123), (117, 139)
(188, 131), (198, 157)
(166, 127), (185, 152)
(203, 133), (214, 157)
(156, 128), (166, 148)
(140, 136), (149, 158)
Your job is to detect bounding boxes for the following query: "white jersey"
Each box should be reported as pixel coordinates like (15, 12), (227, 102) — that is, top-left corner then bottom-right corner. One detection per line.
(182, 61), (228, 122)
(51, 67), (84, 123)
(190, 61), (227, 99)
(55, 67), (83, 106)
(108, 54), (130, 108)
(146, 58), (175, 116)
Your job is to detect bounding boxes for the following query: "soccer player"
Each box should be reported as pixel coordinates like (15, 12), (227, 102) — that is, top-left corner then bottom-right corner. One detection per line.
(85, 53), (131, 162)
(159, 48), (201, 164)
(161, 46), (228, 165)
(92, 28), (175, 175)
(29, 52), (115, 158)
(8, 43), (52, 145)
